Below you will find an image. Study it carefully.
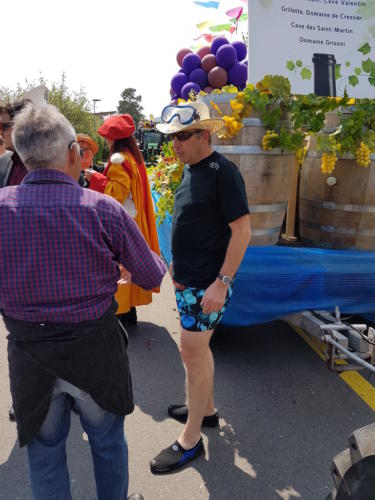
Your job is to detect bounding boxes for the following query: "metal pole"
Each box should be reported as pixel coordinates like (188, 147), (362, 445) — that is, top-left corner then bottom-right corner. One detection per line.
(322, 336), (375, 373)
(92, 99), (101, 130)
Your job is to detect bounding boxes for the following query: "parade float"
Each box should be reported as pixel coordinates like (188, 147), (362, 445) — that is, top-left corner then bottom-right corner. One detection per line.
(149, 1), (375, 383)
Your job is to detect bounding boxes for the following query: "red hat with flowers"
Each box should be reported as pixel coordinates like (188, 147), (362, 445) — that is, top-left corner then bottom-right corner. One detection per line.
(98, 114), (135, 140)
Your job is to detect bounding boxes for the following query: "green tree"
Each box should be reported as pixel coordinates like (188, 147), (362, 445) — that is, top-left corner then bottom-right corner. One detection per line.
(117, 88), (145, 126)
(48, 73), (96, 136)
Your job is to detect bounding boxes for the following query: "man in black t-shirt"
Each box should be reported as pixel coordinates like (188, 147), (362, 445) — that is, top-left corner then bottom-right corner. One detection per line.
(150, 101), (251, 474)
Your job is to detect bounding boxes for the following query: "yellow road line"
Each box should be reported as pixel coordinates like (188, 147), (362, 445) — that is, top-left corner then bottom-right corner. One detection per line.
(293, 325), (375, 413)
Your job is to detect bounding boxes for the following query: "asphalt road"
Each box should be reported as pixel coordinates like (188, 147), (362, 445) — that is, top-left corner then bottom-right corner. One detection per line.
(0, 274), (374, 500)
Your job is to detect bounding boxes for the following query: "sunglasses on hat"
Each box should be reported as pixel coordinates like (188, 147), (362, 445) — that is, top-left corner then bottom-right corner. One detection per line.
(170, 130), (202, 142)
(161, 105), (200, 125)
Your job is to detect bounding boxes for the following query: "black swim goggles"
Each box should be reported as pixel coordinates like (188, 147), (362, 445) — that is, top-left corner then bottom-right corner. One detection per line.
(161, 104), (200, 125)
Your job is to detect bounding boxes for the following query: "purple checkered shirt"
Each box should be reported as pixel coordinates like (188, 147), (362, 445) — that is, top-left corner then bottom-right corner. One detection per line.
(0, 169), (166, 322)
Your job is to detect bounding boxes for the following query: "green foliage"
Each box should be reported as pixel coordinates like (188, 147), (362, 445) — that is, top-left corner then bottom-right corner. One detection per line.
(359, 42), (372, 55)
(286, 59), (312, 83)
(48, 74), (96, 136)
(348, 74), (359, 86)
(300, 68), (312, 80)
(117, 88), (145, 126)
(258, 75), (291, 100)
(148, 141), (184, 223)
(0, 74), (108, 162)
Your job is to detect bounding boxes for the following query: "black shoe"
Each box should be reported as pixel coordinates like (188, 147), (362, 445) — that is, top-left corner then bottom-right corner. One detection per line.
(168, 404), (219, 428)
(118, 307), (137, 326)
(150, 437), (204, 474)
(8, 406), (16, 423)
(128, 494), (144, 500)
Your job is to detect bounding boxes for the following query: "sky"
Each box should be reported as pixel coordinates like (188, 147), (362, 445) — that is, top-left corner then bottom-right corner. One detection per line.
(2, 0), (248, 118)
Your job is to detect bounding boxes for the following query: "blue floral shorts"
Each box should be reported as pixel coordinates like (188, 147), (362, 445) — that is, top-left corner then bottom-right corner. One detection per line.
(175, 285), (233, 332)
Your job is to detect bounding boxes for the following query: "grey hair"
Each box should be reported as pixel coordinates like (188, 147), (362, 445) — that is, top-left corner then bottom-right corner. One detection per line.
(12, 104), (76, 171)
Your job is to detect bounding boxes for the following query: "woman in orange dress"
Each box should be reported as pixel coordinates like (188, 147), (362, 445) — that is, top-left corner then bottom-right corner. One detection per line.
(85, 114), (160, 325)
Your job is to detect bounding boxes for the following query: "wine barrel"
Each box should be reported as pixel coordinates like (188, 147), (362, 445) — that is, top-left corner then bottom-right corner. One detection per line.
(199, 93), (295, 246)
(299, 151), (375, 250)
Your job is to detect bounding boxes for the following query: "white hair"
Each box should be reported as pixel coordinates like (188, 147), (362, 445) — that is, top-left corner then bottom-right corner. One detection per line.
(12, 104), (76, 171)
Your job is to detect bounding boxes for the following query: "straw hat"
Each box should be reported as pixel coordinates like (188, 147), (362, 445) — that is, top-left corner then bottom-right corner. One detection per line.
(76, 133), (99, 155)
(156, 101), (223, 135)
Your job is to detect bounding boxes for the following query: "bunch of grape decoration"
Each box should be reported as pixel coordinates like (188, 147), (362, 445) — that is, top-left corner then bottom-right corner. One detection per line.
(170, 36), (248, 101)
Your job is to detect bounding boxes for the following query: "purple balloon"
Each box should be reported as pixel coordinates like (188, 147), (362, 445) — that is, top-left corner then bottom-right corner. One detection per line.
(232, 40), (247, 62)
(211, 36), (229, 55)
(216, 44), (237, 70)
(189, 68), (208, 89)
(181, 82), (201, 100)
(178, 68), (186, 73)
(228, 62), (248, 87)
(182, 53), (201, 75)
(171, 73), (188, 94)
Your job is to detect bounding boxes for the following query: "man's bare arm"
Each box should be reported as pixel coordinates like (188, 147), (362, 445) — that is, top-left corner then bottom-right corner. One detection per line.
(201, 214), (251, 314)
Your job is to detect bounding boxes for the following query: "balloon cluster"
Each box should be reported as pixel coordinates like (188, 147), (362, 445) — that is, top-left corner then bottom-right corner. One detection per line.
(170, 37), (248, 101)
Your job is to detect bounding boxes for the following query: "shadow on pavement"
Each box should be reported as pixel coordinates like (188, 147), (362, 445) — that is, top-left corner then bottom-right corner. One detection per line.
(126, 319), (375, 499)
(126, 321), (185, 423)
(4, 320), (374, 500)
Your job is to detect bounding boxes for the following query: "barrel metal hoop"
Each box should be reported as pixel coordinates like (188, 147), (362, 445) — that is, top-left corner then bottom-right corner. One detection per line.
(299, 237), (356, 250)
(241, 117), (290, 128)
(249, 202), (287, 213)
(301, 198), (375, 214)
(213, 145), (293, 155)
(300, 219), (375, 236)
(307, 151), (375, 160)
(251, 227), (281, 236)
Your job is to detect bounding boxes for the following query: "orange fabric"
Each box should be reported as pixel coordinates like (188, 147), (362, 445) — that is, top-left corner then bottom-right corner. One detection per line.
(91, 151), (160, 314)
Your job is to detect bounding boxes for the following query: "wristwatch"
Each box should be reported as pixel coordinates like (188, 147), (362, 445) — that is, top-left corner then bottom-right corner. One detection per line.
(217, 273), (234, 286)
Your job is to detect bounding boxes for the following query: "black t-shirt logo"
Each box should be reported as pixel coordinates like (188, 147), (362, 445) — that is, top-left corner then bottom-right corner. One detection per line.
(208, 161), (220, 170)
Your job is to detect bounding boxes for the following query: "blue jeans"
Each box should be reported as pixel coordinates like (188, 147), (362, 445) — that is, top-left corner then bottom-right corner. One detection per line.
(27, 379), (128, 500)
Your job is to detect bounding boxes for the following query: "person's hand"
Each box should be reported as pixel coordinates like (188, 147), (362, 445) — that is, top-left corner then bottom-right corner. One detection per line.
(201, 280), (227, 314)
(118, 265), (131, 285)
(83, 168), (95, 181)
(169, 261), (186, 290)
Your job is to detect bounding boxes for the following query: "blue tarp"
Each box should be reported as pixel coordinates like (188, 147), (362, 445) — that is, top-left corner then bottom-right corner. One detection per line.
(152, 190), (375, 327)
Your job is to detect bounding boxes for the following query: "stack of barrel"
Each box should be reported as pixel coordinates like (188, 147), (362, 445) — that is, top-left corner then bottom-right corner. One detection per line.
(299, 112), (375, 251)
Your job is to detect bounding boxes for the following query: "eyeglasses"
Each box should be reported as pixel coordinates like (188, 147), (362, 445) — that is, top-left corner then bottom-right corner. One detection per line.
(170, 130), (201, 142)
(161, 105), (200, 125)
(0, 122), (13, 132)
(69, 140), (84, 158)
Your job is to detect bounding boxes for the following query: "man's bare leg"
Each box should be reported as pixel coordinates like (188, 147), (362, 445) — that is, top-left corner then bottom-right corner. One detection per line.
(178, 328), (214, 449)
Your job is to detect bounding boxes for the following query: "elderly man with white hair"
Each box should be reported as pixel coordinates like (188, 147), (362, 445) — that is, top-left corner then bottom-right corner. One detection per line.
(0, 103), (166, 500)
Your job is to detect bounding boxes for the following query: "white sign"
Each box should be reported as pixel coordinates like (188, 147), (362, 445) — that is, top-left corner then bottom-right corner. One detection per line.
(248, 0), (375, 97)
